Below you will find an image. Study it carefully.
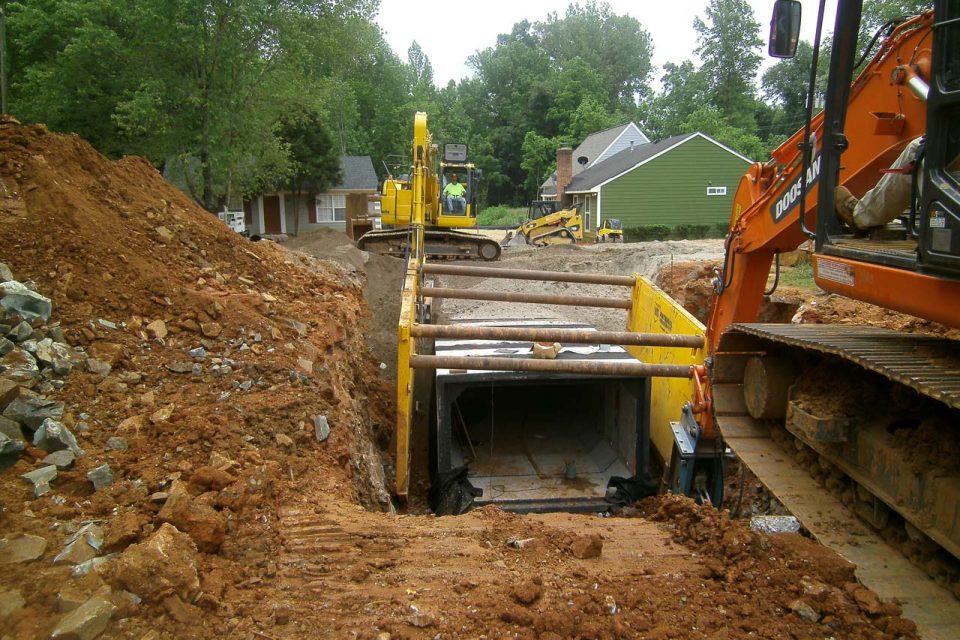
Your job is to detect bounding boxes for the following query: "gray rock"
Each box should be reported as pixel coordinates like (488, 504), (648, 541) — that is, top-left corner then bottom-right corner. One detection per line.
(0, 533), (48, 563)
(34, 338), (74, 375)
(54, 523), (104, 565)
(0, 414), (23, 440)
(191, 363), (202, 375)
(0, 432), (25, 471)
(20, 338), (38, 353)
(7, 320), (33, 342)
(238, 380), (252, 391)
(0, 281), (52, 322)
(0, 348), (40, 385)
(3, 391), (64, 430)
(166, 361), (193, 374)
(0, 587), (25, 616)
(313, 415), (330, 442)
(105, 437), (128, 451)
(187, 346), (207, 360)
(286, 318), (308, 337)
(48, 324), (68, 344)
(50, 596), (116, 640)
(0, 262), (14, 283)
(22, 465), (58, 496)
(96, 319), (117, 330)
(789, 599), (820, 623)
(85, 357), (111, 378)
(42, 450), (76, 468)
(87, 464), (115, 490)
(0, 336), (13, 355)
(70, 554), (117, 577)
(750, 515), (801, 534)
(33, 418), (83, 455)
(116, 371), (142, 384)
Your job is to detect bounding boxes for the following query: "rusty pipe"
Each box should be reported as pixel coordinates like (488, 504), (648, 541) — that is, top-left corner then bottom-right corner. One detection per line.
(422, 263), (635, 287)
(422, 287), (632, 309)
(410, 354), (693, 377)
(411, 323), (704, 348)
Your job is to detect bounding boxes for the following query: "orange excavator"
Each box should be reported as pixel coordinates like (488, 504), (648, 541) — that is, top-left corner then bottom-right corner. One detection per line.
(688, 0), (960, 607)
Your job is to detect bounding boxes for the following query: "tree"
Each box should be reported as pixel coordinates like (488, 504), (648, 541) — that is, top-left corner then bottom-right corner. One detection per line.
(693, 0), (763, 130)
(276, 109), (342, 236)
(681, 105), (766, 161)
(520, 131), (563, 198)
(641, 61), (709, 140)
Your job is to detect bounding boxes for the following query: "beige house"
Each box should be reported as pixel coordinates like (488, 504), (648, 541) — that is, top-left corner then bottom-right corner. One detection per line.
(243, 156), (379, 236)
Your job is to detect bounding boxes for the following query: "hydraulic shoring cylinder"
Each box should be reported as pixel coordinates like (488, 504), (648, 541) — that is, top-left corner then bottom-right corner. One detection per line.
(423, 287), (632, 309)
(422, 263), (636, 287)
(411, 323), (704, 348)
(410, 354), (692, 377)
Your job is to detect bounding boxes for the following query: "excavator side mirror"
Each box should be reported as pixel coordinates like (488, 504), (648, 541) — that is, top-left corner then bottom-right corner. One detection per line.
(769, 0), (801, 58)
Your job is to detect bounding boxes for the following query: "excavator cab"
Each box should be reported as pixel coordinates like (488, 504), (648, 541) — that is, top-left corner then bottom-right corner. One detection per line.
(438, 143), (480, 223)
(765, 0), (960, 327)
(815, 2), (960, 282)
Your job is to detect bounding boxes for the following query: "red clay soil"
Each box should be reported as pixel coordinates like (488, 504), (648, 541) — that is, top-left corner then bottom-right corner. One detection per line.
(655, 259), (959, 337)
(0, 120), (919, 639)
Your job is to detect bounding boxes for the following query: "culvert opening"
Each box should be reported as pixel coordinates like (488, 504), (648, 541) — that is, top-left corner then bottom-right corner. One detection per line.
(432, 374), (652, 514)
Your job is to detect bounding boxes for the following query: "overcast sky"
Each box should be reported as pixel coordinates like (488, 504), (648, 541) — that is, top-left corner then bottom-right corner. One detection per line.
(375, 0), (837, 90)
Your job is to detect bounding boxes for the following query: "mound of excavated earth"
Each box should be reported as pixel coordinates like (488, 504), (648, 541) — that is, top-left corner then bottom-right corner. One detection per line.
(0, 120), (920, 639)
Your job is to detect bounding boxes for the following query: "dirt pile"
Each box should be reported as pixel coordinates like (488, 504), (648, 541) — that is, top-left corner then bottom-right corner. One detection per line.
(654, 259), (959, 337)
(638, 495), (917, 639)
(281, 228), (404, 379)
(0, 118), (392, 638)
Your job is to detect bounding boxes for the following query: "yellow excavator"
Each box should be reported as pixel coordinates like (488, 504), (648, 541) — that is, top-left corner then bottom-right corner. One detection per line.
(356, 115), (501, 261)
(501, 200), (583, 247)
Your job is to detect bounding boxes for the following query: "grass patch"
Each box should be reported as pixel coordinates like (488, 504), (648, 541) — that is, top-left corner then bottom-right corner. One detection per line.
(773, 261), (817, 291)
(478, 206), (527, 226)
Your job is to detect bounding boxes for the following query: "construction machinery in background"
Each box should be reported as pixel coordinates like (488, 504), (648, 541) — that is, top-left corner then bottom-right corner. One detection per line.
(501, 200), (584, 247)
(596, 218), (624, 243)
(356, 115), (501, 261)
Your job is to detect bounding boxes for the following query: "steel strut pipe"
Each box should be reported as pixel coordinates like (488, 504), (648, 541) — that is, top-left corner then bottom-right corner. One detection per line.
(422, 263), (636, 287)
(410, 323), (704, 348)
(422, 287), (632, 309)
(409, 354), (693, 378)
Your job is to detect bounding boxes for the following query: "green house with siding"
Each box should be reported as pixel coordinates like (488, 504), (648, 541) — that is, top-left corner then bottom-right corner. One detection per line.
(563, 133), (751, 232)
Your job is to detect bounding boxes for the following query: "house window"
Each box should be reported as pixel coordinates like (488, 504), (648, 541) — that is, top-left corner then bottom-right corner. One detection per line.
(707, 186), (727, 196)
(316, 194), (346, 221)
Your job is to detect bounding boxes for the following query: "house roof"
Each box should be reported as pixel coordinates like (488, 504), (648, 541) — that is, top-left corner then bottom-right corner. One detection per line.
(332, 156), (378, 191)
(565, 132), (752, 194)
(540, 122), (645, 194)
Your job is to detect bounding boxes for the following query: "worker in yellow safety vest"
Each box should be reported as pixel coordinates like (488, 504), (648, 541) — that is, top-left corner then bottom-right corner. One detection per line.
(443, 173), (467, 213)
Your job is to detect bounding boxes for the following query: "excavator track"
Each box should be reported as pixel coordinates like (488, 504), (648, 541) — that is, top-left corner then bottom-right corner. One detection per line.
(714, 324), (960, 640)
(357, 228), (501, 261)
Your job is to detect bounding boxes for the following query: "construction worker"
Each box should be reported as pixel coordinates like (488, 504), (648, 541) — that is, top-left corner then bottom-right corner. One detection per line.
(835, 136), (923, 233)
(443, 173), (467, 213)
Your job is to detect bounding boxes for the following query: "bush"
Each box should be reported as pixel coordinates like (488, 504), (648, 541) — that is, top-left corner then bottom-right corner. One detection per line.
(478, 205), (527, 226)
(626, 225), (671, 242)
(673, 224), (712, 239)
(624, 223), (730, 241)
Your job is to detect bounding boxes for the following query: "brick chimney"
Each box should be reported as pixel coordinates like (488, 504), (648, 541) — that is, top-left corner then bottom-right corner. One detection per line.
(555, 146), (573, 207)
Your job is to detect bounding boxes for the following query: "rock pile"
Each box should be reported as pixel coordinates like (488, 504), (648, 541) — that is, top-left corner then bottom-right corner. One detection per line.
(0, 118), (393, 639)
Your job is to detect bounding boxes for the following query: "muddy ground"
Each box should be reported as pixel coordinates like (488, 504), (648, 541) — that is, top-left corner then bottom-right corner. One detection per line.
(0, 120), (926, 640)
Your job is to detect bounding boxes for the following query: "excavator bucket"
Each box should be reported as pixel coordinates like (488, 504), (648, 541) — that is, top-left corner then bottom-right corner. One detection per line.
(501, 231), (530, 247)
